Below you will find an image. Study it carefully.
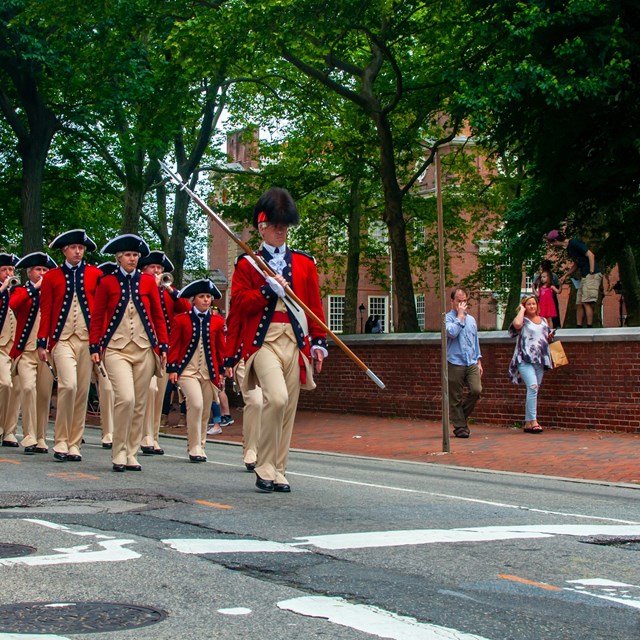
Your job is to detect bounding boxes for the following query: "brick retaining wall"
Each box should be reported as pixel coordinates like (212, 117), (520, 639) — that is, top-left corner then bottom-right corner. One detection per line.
(297, 328), (640, 433)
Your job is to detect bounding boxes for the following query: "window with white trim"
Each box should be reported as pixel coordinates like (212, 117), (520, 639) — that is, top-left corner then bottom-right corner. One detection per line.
(328, 295), (345, 334)
(415, 294), (425, 330)
(368, 296), (388, 333)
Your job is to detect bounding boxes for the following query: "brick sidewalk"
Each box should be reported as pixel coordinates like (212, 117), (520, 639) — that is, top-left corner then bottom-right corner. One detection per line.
(156, 408), (640, 486)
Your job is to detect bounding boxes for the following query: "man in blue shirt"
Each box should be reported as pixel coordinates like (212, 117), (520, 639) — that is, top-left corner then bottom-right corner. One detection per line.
(446, 288), (483, 438)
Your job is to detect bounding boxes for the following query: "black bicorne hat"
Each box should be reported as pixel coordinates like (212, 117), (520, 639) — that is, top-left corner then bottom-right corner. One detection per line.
(0, 253), (19, 267)
(252, 187), (300, 229)
(137, 251), (174, 272)
(15, 252), (57, 270)
(101, 234), (150, 256)
(179, 279), (222, 300)
(49, 229), (97, 251)
(97, 261), (118, 275)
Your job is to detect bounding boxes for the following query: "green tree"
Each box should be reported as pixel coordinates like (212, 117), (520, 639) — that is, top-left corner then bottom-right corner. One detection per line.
(458, 0), (640, 324)
(230, 0), (485, 332)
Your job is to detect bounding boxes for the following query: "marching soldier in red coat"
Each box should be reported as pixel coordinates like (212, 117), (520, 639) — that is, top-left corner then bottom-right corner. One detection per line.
(167, 279), (225, 463)
(138, 251), (190, 456)
(229, 187), (327, 493)
(0, 253), (20, 447)
(37, 230), (101, 461)
(10, 252), (57, 453)
(89, 235), (168, 472)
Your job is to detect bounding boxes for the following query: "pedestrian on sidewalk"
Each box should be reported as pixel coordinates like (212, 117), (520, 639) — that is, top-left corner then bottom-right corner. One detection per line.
(508, 295), (554, 434)
(446, 287), (483, 438)
(547, 230), (603, 328)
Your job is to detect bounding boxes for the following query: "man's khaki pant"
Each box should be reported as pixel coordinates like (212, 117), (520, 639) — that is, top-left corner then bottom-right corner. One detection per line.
(52, 335), (92, 455)
(141, 371), (168, 449)
(235, 359), (262, 466)
(0, 347), (20, 443)
(15, 351), (53, 447)
(251, 335), (300, 484)
(104, 343), (155, 467)
(179, 374), (216, 458)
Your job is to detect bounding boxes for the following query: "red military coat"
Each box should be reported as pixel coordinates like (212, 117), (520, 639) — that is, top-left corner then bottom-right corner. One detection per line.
(9, 282), (40, 358)
(222, 301), (244, 369)
(230, 248), (327, 363)
(89, 271), (168, 354)
(167, 310), (225, 382)
(37, 262), (102, 351)
(158, 286), (191, 337)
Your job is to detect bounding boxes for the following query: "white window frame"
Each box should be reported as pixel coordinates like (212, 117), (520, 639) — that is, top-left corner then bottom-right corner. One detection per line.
(328, 294), (345, 334)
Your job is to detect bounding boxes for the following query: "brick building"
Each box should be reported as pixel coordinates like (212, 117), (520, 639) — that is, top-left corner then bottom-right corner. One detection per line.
(209, 131), (624, 331)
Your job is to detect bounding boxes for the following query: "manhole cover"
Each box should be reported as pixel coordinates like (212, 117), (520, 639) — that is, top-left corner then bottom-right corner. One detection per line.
(580, 536), (640, 551)
(0, 602), (167, 634)
(0, 543), (36, 559)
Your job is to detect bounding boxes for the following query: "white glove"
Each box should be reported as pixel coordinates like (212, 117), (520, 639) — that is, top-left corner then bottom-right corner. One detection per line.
(266, 276), (285, 298)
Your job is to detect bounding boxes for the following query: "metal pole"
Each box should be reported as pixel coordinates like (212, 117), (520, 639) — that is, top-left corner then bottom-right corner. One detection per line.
(435, 151), (450, 453)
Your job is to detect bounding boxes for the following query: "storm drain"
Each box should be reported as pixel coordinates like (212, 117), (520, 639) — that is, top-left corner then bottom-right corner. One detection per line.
(580, 536), (640, 551)
(0, 602), (167, 634)
(0, 543), (36, 559)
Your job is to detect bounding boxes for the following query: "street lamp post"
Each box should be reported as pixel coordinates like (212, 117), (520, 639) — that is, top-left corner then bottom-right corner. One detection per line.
(359, 303), (366, 333)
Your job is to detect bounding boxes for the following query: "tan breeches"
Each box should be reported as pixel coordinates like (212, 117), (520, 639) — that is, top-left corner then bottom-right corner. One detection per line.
(0, 347), (20, 442)
(95, 371), (114, 444)
(179, 374), (216, 458)
(103, 342), (155, 466)
(141, 371), (168, 448)
(51, 335), (92, 454)
(15, 351), (53, 447)
(251, 336), (300, 484)
(235, 359), (263, 465)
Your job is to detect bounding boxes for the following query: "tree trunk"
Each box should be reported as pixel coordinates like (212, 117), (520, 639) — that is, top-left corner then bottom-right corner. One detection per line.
(375, 114), (419, 332)
(19, 120), (56, 253)
(342, 176), (362, 334)
(167, 186), (190, 287)
(120, 161), (145, 233)
(501, 260), (525, 330)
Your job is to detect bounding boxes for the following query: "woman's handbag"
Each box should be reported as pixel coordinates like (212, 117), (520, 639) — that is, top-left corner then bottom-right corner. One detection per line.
(549, 340), (569, 368)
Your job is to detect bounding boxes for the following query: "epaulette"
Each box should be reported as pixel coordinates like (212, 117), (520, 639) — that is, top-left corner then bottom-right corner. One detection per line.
(235, 253), (248, 265)
(291, 249), (316, 264)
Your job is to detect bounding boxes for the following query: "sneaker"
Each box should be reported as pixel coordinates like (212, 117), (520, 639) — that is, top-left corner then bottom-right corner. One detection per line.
(207, 425), (222, 435)
(220, 415), (234, 427)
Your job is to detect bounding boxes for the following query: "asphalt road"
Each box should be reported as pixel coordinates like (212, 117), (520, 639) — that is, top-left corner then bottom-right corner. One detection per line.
(1, 434), (639, 640)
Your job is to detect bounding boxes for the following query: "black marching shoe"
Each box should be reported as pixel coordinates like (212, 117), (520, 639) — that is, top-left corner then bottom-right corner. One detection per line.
(189, 455), (206, 463)
(152, 448), (164, 455)
(2, 440), (19, 448)
(273, 483), (291, 493)
(67, 454), (82, 462)
(112, 464), (126, 472)
(24, 445), (37, 455)
(245, 462), (256, 472)
(255, 474), (274, 493)
(102, 442), (112, 449)
(125, 464), (142, 471)
(34, 447), (49, 454)
(53, 452), (68, 462)
(140, 446), (155, 455)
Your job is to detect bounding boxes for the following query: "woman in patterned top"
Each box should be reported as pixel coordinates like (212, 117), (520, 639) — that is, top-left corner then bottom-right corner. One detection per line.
(508, 295), (553, 433)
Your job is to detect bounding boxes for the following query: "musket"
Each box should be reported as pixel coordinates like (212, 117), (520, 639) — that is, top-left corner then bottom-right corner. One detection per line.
(159, 160), (385, 389)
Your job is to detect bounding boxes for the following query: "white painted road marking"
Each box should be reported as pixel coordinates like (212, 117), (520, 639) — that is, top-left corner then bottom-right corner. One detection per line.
(0, 519), (139, 567)
(187, 457), (640, 525)
(278, 596), (493, 639)
(164, 524), (640, 554)
(163, 539), (308, 554)
(566, 579), (640, 610)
